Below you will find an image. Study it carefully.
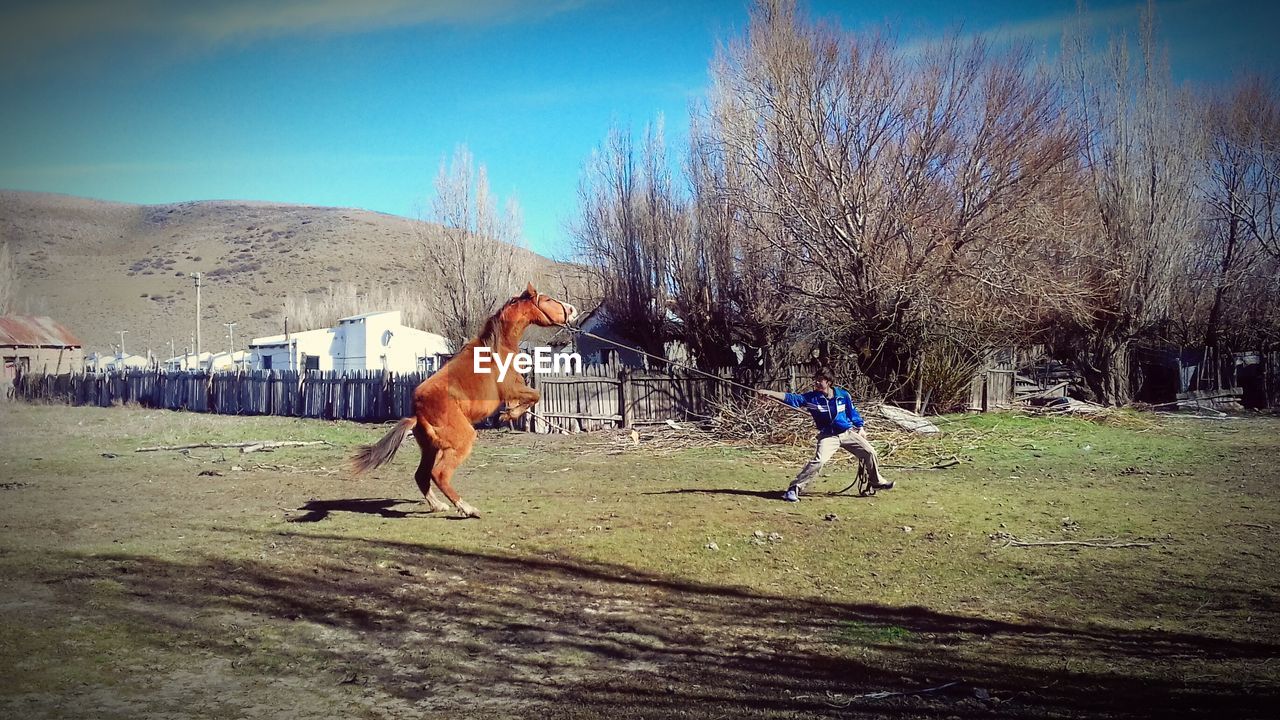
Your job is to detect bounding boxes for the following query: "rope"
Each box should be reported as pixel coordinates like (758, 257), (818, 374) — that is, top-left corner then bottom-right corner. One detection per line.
(555, 324), (814, 418)
(554, 323), (967, 428)
(523, 408), (577, 435)
(558, 324), (765, 394)
(517, 324), (804, 434)
(549, 324), (970, 432)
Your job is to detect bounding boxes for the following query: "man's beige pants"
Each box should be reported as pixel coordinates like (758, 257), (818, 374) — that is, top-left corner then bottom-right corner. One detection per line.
(790, 428), (882, 494)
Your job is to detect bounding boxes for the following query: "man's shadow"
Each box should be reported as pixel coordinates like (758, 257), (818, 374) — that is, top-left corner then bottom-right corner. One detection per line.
(646, 487), (870, 499)
(286, 497), (457, 523)
(645, 488), (781, 499)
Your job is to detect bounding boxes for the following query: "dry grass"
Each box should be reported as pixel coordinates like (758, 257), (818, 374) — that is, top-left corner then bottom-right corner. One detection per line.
(1, 402), (1278, 719)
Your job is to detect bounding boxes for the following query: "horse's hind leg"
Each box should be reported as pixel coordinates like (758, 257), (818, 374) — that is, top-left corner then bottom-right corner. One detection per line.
(417, 456), (451, 513)
(412, 427), (449, 513)
(432, 435), (479, 519)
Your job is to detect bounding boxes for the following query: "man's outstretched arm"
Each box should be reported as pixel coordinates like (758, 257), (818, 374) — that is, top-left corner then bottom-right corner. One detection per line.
(757, 388), (804, 407)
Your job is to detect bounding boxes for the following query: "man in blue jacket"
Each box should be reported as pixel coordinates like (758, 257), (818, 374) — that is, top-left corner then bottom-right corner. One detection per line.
(757, 371), (893, 502)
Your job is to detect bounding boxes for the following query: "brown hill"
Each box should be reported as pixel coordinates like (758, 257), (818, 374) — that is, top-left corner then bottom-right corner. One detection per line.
(0, 191), (584, 356)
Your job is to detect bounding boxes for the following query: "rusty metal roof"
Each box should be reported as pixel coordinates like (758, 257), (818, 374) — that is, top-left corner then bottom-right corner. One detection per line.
(0, 315), (84, 348)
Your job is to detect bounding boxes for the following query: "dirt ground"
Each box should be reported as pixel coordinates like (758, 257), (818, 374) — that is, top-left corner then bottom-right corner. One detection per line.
(1, 403), (1279, 719)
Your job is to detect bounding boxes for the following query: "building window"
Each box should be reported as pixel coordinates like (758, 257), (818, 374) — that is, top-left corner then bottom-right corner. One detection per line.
(261, 355), (272, 370)
(303, 354), (319, 372)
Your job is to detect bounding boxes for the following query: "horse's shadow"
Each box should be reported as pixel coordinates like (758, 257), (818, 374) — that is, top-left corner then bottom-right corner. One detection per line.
(286, 497), (460, 523)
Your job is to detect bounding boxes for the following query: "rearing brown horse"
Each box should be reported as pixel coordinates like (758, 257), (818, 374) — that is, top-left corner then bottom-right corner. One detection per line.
(350, 283), (577, 518)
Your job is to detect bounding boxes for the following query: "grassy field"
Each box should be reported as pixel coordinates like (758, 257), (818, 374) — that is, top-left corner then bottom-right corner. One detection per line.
(1, 402), (1278, 719)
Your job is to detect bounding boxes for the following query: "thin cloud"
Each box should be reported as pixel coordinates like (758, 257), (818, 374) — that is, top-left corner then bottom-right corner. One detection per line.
(899, 0), (1210, 57)
(4, 0), (593, 62)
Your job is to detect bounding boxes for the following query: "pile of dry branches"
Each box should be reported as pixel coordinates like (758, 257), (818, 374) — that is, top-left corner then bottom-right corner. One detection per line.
(699, 395), (971, 467)
(704, 395), (834, 447)
(1019, 399), (1161, 430)
(576, 394), (978, 469)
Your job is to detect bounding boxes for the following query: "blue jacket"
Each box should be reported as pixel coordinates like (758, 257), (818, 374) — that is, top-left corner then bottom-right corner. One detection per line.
(783, 387), (864, 435)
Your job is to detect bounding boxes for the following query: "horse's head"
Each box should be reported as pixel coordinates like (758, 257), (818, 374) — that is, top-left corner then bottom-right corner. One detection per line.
(507, 282), (578, 327)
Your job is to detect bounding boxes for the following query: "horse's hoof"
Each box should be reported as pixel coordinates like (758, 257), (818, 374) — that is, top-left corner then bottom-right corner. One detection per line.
(456, 501), (481, 519)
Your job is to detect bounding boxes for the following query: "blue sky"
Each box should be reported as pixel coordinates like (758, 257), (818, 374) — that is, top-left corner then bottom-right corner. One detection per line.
(2, 0), (1277, 259)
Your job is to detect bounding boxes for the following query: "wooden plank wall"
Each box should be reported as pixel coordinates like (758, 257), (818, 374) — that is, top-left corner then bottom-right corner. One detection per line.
(10, 369), (434, 422)
(12, 358), (1041, 431)
(524, 360), (769, 434)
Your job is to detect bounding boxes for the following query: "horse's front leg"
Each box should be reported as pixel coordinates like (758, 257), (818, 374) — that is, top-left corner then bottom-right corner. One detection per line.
(498, 385), (541, 423)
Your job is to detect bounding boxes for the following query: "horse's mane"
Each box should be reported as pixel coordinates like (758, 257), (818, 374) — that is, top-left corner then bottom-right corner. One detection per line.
(477, 296), (524, 352)
(478, 312), (506, 352)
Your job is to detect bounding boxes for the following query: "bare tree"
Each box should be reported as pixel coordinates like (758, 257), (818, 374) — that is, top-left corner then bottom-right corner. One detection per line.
(421, 145), (534, 347)
(571, 123), (679, 360)
(701, 0), (1077, 400)
(684, 112), (797, 373)
(0, 242), (14, 315)
(281, 283), (446, 336)
(1059, 3), (1204, 404)
(572, 115), (801, 373)
(1198, 78), (1280, 351)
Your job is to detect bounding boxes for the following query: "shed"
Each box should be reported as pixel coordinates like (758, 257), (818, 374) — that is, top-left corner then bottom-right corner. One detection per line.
(556, 304), (691, 368)
(1, 315), (85, 381)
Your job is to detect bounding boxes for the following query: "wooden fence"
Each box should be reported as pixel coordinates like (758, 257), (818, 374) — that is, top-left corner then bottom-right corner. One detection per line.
(1267, 352), (1280, 409)
(523, 358), (1017, 432)
(10, 359), (1024, 431)
(1131, 346), (1280, 408)
(523, 359), (752, 433)
(10, 369), (434, 422)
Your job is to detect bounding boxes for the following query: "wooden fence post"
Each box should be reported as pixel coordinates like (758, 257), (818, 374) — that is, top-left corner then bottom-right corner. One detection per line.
(619, 367), (632, 429)
(527, 371), (540, 433)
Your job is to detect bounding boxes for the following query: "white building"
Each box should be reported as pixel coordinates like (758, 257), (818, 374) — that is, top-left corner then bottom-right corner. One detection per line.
(91, 351), (151, 372)
(163, 351), (215, 371)
(207, 350), (250, 371)
(160, 351), (246, 371)
(248, 311), (450, 374)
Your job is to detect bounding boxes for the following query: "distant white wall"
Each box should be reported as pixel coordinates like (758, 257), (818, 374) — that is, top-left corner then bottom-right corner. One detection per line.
(249, 313), (449, 373)
(249, 327), (336, 372)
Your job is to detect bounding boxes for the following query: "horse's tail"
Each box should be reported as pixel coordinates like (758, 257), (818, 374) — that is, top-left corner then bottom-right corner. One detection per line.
(351, 417), (417, 475)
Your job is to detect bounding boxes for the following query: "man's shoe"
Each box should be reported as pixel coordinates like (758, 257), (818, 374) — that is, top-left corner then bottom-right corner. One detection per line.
(871, 479), (894, 491)
(782, 488), (800, 502)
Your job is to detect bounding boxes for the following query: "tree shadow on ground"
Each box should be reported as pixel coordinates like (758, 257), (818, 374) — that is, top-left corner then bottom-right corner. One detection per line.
(46, 533), (1280, 719)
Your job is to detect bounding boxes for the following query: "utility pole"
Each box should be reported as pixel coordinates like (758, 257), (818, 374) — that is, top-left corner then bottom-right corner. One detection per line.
(117, 330), (128, 357)
(225, 322), (238, 368)
(189, 272), (203, 357)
